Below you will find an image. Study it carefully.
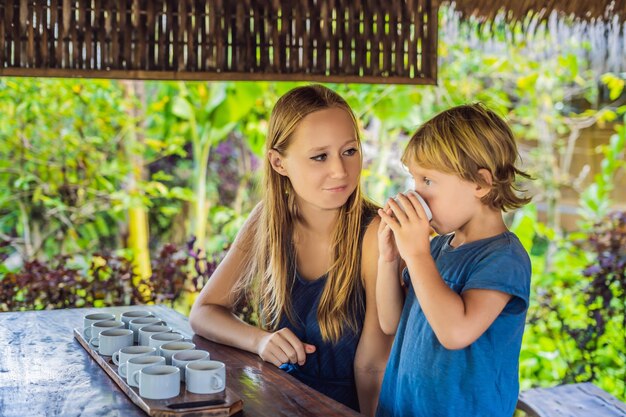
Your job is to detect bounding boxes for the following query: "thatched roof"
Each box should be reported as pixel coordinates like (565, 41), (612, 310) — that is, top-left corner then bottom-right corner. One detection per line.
(0, 0), (438, 84)
(447, 1), (626, 74)
(450, 0), (626, 24)
(1, 1), (624, 83)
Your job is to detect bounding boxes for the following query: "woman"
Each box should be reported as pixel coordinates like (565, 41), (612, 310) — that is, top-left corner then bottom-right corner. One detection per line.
(189, 85), (392, 415)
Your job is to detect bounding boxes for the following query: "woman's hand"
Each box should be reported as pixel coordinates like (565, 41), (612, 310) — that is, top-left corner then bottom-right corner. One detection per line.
(256, 328), (316, 367)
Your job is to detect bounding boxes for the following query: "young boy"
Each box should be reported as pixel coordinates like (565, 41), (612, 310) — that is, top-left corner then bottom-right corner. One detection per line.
(375, 103), (532, 417)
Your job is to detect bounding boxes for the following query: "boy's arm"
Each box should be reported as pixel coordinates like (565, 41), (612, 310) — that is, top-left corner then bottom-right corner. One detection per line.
(375, 213), (405, 335)
(376, 258), (405, 335)
(380, 193), (513, 350)
(404, 255), (511, 350)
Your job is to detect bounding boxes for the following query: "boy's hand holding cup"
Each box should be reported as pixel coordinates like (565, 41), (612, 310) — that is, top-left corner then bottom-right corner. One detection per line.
(381, 190), (432, 259)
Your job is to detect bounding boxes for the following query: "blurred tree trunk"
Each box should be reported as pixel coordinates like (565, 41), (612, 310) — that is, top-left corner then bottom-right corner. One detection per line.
(122, 80), (152, 282)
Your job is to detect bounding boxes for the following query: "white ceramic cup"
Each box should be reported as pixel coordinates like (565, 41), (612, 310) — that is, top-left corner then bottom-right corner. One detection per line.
(82, 313), (116, 336)
(159, 341), (196, 365)
(112, 345), (157, 367)
(85, 320), (125, 340)
(148, 332), (185, 351)
(172, 350), (209, 382)
(128, 317), (166, 343)
(89, 328), (134, 356)
(138, 324), (175, 346)
(120, 310), (154, 328)
(131, 365), (180, 400)
(119, 355), (166, 387)
(393, 190), (433, 221)
(185, 360), (226, 394)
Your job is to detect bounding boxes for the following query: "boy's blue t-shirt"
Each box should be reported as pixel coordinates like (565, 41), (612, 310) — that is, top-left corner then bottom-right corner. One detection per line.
(376, 231), (531, 417)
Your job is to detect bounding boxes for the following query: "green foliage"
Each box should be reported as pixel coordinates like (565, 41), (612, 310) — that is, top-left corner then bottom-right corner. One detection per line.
(0, 78), (129, 258)
(580, 113), (626, 224)
(149, 82), (269, 255)
(515, 209), (626, 399)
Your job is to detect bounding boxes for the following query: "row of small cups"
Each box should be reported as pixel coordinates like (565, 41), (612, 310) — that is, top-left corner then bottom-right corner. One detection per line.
(84, 310), (155, 337)
(83, 311), (187, 355)
(115, 348), (225, 399)
(83, 310), (156, 346)
(83, 311), (225, 399)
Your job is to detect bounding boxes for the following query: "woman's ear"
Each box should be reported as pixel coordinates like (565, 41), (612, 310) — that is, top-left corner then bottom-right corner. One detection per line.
(268, 149), (288, 176)
(475, 168), (493, 198)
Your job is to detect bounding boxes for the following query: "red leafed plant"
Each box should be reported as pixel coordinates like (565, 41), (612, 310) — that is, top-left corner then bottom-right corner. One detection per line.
(0, 239), (220, 312)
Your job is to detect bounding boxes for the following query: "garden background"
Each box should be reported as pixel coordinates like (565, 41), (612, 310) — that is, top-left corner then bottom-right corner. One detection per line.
(1, 8), (625, 401)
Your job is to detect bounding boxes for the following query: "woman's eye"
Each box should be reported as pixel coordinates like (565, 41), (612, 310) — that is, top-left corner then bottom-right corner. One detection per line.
(343, 148), (358, 156)
(424, 178), (432, 186)
(311, 154), (327, 162)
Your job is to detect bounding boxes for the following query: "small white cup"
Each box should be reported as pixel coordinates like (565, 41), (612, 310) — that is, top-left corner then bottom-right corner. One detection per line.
(131, 365), (180, 399)
(120, 310), (154, 328)
(119, 355), (166, 387)
(128, 317), (166, 343)
(172, 350), (209, 382)
(85, 320), (125, 340)
(113, 345), (157, 367)
(83, 313), (115, 341)
(148, 332), (185, 351)
(82, 313), (116, 336)
(138, 325), (174, 346)
(186, 360), (226, 394)
(90, 328), (134, 356)
(159, 341), (196, 365)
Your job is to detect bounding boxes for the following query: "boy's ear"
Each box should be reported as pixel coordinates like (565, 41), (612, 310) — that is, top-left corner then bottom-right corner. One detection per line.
(475, 168), (493, 198)
(268, 149), (288, 176)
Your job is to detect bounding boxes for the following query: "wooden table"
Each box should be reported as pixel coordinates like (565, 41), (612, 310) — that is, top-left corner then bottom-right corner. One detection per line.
(0, 305), (361, 417)
(517, 382), (626, 417)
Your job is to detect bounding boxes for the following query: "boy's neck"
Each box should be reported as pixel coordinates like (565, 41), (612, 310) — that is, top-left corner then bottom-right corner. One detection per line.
(449, 208), (507, 248)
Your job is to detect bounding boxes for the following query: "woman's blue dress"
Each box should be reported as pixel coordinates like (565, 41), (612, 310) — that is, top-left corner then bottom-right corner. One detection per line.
(278, 270), (365, 411)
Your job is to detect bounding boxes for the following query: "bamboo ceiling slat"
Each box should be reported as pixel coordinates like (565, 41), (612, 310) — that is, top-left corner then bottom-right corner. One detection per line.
(0, 0), (437, 84)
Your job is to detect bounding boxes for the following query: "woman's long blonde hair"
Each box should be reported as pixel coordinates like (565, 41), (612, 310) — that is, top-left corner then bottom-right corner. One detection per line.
(235, 85), (376, 343)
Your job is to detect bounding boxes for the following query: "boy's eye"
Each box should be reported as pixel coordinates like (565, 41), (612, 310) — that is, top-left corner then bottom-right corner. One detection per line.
(343, 148), (358, 156)
(424, 178), (432, 186)
(311, 153), (327, 162)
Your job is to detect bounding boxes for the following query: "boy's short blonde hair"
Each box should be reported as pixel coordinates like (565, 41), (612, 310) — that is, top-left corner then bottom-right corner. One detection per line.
(402, 103), (531, 211)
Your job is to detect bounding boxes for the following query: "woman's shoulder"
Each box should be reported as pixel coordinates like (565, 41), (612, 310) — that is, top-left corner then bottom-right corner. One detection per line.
(361, 201), (380, 241)
(362, 200), (380, 221)
(232, 201), (264, 251)
(360, 208), (380, 260)
(362, 215), (380, 244)
(359, 199), (379, 229)
(359, 207), (380, 290)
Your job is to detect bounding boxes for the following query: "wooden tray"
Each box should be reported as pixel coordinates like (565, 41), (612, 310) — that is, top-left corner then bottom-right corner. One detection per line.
(73, 328), (243, 417)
